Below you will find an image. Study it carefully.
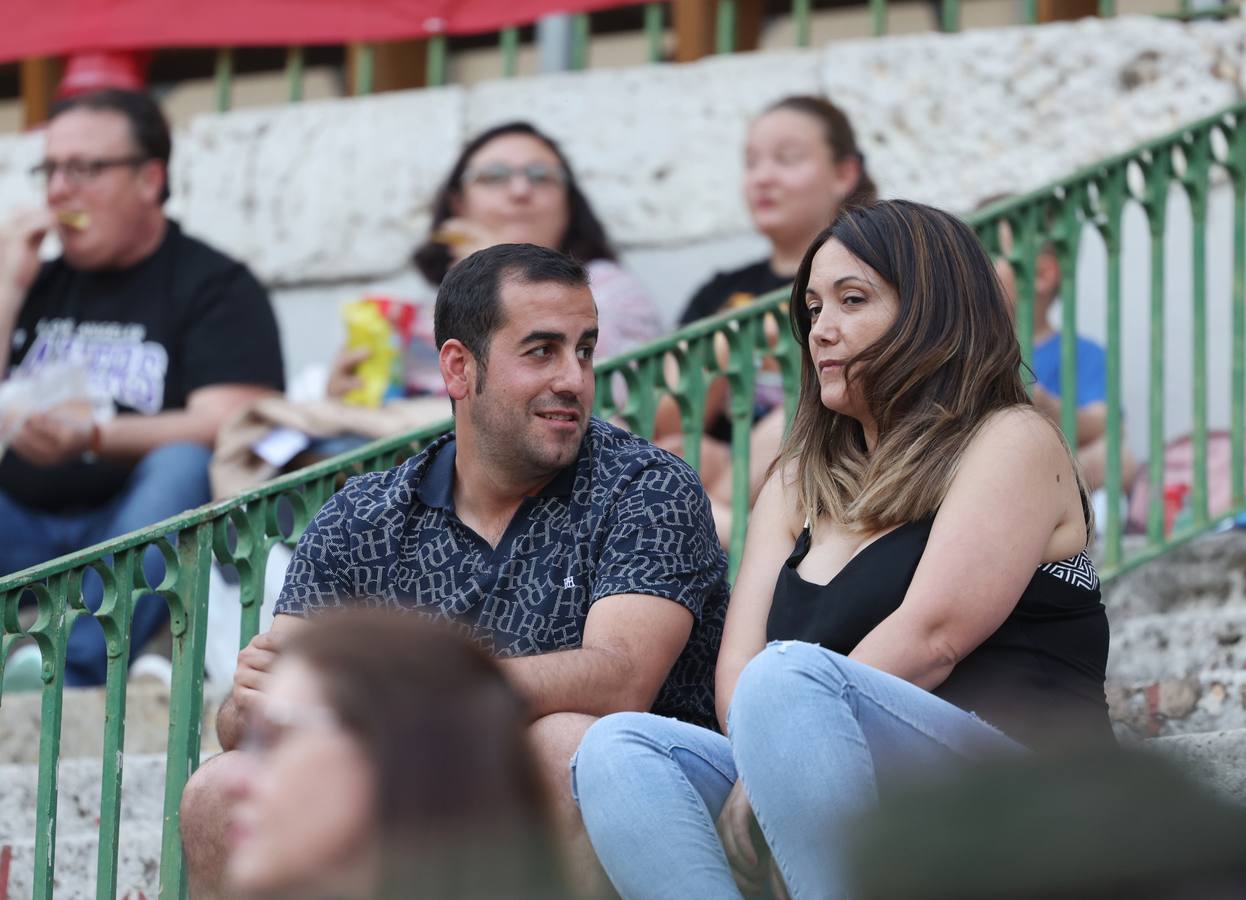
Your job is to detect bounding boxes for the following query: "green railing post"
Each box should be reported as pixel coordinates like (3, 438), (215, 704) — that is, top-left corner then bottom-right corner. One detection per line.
(1024, 0), (1038, 24)
(427, 34), (448, 87)
(158, 525), (212, 899)
(871, 0), (889, 36)
(571, 13), (591, 70)
(792, 0), (813, 45)
(1143, 150), (1173, 545)
(725, 319), (759, 579)
(1053, 192), (1083, 447)
(30, 576), (73, 900)
(214, 48), (233, 113)
(353, 43), (376, 96)
(1098, 171), (1127, 568)
(645, 3), (666, 62)
(94, 553), (138, 900)
(941, 0), (961, 32)
(716, 0), (737, 54)
(1182, 134), (1212, 526)
(1098, 0), (1116, 16)
(285, 46), (305, 102)
(500, 26), (520, 77)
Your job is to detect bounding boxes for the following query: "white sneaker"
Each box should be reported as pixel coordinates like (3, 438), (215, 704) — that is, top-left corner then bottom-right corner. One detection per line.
(129, 653), (173, 689)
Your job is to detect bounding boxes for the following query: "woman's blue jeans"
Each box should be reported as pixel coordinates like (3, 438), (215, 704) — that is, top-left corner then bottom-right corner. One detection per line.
(572, 641), (1024, 899)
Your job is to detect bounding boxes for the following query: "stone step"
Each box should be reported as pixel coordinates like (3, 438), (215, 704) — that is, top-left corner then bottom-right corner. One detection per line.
(1108, 670), (1246, 739)
(0, 824), (163, 900)
(1146, 728), (1246, 807)
(1101, 529), (1246, 619)
(0, 754), (166, 842)
(1107, 608), (1246, 683)
(0, 681), (224, 765)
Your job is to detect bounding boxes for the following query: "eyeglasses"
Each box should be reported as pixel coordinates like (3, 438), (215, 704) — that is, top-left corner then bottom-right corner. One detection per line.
(29, 156), (149, 187)
(462, 162), (567, 190)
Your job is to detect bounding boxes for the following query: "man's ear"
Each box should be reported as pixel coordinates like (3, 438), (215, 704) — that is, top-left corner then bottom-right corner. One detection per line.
(439, 339), (474, 402)
(137, 160), (166, 206)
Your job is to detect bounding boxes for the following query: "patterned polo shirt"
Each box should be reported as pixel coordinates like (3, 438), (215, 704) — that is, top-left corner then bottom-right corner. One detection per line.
(276, 417), (729, 729)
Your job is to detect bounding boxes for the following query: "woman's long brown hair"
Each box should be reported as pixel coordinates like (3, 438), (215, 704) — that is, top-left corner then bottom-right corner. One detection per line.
(779, 199), (1080, 533)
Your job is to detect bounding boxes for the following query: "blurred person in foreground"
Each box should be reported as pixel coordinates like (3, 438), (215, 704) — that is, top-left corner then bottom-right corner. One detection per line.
(653, 96), (877, 542)
(324, 121), (662, 407)
(225, 611), (565, 900)
(846, 750), (1246, 900)
(574, 201), (1112, 899)
(182, 242), (729, 897)
(0, 89), (283, 688)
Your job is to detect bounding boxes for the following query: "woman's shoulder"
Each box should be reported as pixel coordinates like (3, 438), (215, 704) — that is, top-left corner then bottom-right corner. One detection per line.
(967, 405), (1069, 461)
(755, 459), (808, 537)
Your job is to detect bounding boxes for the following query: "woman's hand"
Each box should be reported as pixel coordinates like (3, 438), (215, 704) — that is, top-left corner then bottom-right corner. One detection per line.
(326, 346), (370, 400)
(717, 780), (769, 895)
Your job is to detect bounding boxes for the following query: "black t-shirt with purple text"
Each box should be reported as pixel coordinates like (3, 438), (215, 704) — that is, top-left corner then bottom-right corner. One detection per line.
(0, 220), (284, 511)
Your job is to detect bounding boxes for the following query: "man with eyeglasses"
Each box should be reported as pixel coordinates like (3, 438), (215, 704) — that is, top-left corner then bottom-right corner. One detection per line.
(0, 88), (284, 690)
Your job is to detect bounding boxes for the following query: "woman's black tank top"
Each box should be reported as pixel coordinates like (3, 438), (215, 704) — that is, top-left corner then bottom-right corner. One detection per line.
(766, 518), (1114, 750)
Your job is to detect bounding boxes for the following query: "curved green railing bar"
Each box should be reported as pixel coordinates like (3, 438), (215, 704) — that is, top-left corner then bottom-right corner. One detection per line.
(2, 101), (1245, 898)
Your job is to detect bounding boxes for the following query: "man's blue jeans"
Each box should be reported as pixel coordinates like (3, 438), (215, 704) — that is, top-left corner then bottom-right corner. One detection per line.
(572, 641), (1024, 899)
(0, 442), (212, 687)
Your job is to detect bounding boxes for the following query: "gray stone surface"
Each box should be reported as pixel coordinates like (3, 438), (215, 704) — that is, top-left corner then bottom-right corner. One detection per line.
(168, 86), (467, 285)
(820, 16), (1246, 213)
(0, 682), (221, 765)
(1147, 728), (1246, 805)
(0, 754), (166, 839)
(2, 824), (163, 900)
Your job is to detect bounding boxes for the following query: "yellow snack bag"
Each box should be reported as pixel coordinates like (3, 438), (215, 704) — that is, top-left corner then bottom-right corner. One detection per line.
(341, 301), (398, 407)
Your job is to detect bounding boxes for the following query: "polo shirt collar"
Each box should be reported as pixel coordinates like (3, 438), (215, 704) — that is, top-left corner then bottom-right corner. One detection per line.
(415, 436), (579, 512)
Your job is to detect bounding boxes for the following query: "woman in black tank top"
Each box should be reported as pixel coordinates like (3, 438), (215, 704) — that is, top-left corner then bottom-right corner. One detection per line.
(573, 201), (1112, 900)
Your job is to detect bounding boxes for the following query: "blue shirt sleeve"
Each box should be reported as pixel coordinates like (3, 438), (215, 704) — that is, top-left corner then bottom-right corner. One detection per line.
(592, 454), (728, 619)
(1031, 334), (1106, 409)
(1074, 337), (1107, 408)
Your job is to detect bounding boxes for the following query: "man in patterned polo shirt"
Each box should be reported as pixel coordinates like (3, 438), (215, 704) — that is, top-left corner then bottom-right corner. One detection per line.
(180, 243), (729, 896)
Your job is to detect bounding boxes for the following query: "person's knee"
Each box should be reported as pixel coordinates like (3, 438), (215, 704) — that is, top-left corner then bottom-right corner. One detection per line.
(572, 712), (662, 808)
(179, 752), (241, 861)
(732, 641), (848, 731)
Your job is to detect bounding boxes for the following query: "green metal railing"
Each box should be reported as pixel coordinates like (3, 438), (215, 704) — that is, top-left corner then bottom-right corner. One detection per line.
(2, 102), (1244, 897)
(198, 0), (1238, 111)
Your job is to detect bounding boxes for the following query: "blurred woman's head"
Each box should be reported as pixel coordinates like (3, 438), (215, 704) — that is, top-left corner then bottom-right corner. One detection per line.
(745, 96), (876, 254)
(226, 612), (556, 899)
(414, 122), (615, 284)
(780, 200), (1032, 532)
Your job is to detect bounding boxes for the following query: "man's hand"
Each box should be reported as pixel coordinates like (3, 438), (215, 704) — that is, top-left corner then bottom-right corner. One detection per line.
(230, 629), (284, 722)
(0, 209), (53, 302)
(717, 779), (770, 896)
(9, 410), (93, 466)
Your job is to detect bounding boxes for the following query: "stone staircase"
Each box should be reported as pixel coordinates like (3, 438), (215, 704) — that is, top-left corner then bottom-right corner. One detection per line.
(2, 533), (1245, 897)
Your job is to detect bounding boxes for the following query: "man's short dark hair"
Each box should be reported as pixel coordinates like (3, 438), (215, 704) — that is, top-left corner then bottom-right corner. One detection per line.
(434, 244), (590, 388)
(50, 88), (172, 204)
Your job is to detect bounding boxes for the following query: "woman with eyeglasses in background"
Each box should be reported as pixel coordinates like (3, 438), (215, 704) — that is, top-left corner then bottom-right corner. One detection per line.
(326, 122), (662, 400)
(224, 611), (564, 900)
